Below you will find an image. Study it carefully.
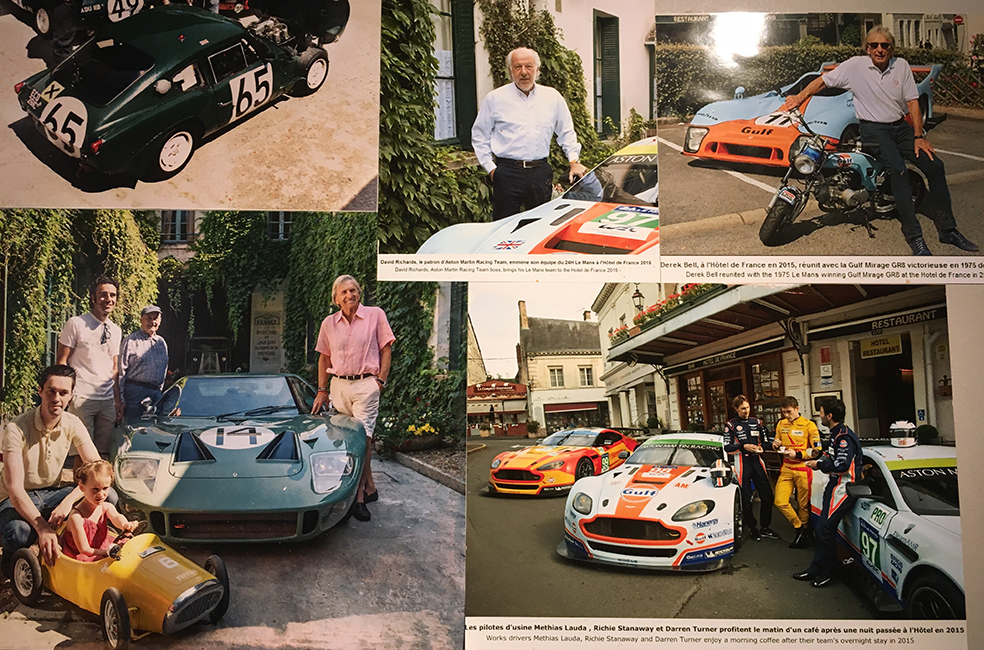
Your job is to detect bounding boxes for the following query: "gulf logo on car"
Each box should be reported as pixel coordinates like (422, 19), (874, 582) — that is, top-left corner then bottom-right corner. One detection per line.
(695, 532), (707, 544)
(836, 153), (853, 168)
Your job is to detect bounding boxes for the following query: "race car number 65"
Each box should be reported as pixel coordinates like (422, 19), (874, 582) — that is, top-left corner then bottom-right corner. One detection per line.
(40, 96), (87, 156)
(231, 64), (274, 120)
(108, 0), (144, 22)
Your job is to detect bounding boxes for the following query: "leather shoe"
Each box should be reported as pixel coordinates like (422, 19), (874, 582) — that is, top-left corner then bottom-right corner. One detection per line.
(760, 527), (780, 540)
(939, 229), (979, 252)
(364, 489), (379, 503)
(812, 574), (834, 588)
(907, 237), (932, 256)
(351, 501), (371, 522)
(792, 570), (814, 581)
(789, 528), (810, 549)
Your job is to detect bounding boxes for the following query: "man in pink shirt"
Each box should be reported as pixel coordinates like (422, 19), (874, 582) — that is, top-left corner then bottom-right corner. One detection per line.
(311, 275), (394, 522)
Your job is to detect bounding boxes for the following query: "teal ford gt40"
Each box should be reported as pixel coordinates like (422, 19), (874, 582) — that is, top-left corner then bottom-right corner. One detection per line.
(110, 374), (365, 543)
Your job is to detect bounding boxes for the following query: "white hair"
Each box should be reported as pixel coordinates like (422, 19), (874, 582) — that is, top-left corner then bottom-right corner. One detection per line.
(331, 275), (362, 306)
(505, 47), (541, 80)
(864, 25), (896, 48)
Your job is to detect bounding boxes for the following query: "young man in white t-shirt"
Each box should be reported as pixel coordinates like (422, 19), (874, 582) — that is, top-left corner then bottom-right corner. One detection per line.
(56, 276), (123, 455)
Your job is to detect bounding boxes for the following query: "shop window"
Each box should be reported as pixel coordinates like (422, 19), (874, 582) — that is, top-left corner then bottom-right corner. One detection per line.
(549, 367), (565, 388)
(683, 373), (704, 429)
(579, 366), (594, 387)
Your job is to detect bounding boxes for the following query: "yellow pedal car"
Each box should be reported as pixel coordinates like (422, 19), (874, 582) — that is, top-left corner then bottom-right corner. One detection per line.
(10, 524), (229, 650)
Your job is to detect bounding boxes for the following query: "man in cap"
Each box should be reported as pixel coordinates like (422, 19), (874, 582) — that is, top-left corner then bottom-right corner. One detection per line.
(119, 306), (169, 421)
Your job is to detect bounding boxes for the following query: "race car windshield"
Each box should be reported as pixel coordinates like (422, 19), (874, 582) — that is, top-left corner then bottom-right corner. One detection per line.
(541, 431), (598, 447)
(628, 442), (722, 468)
(563, 154), (658, 207)
(891, 465), (959, 517)
(52, 39), (155, 108)
(159, 376), (303, 419)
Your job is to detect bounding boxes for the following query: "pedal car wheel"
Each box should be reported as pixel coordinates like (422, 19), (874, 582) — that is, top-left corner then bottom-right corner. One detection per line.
(113, 521), (148, 545)
(101, 588), (131, 650)
(11, 549), (43, 606)
(204, 555), (230, 623)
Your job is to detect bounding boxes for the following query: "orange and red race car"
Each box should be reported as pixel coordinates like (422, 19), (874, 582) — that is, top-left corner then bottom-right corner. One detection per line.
(683, 62), (943, 169)
(488, 428), (638, 496)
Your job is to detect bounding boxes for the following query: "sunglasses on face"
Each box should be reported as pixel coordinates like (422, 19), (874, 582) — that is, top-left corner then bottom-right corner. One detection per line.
(867, 42), (892, 50)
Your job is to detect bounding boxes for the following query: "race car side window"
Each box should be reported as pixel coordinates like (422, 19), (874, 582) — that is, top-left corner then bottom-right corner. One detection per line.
(240, 39), (261, 66)
(208, 43), (248, 85)
(172, 63), (202, 93)
(862, 457), (897, 510)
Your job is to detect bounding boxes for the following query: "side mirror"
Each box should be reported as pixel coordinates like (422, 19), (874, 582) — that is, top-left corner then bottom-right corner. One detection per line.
(140, 396), (157, 417)
(734, 86), (746, 100)
(846, 482), (877, 499)
(618, 451), (629, 460)
(155, 79), (172, 95)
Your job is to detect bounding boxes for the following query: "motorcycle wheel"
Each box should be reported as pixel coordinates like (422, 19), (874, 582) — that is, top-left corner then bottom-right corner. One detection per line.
(760, 200), (797, 246)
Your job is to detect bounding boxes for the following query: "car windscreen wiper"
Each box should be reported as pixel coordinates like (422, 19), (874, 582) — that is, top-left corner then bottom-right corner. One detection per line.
(215, 404), (298, 420)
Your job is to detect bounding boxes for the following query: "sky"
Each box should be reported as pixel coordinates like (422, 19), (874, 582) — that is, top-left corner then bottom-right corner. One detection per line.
(468, 282), (604, 380)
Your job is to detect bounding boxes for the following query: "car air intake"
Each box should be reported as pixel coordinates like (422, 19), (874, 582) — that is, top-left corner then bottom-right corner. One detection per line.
(174, 432), (216, 463)
(256, 431), (300, 461)
(583, 517), (681, 541)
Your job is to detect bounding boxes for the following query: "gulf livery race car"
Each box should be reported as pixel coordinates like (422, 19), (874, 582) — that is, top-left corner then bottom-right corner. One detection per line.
(9, 0), (145, 37)
(557, 433), (742, 571)
(11, 523), (228, 649)
(487, 428), (638, 496)
(417, 138), (659, 255)
(815, 438), (963, 618)
(14, 2), (347, 180)
(110, 374), (366, 542)
(683, 62), (943, 168)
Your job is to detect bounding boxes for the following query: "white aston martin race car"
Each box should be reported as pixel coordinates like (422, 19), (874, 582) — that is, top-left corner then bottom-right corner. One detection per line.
(557, 432), (741, 571)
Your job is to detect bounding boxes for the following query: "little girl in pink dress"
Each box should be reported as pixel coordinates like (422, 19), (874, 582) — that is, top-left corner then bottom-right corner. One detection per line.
(62, 460), (137, 562)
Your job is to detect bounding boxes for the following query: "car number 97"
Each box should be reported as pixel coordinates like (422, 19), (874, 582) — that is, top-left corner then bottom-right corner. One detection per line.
(107, 0), (144, 22)
(40, 96), (87, 157)
(231, 64), (274, 121)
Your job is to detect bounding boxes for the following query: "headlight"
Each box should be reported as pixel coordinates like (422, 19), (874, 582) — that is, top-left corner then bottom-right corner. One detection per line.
(671, 500), (715, 521)
(491, 458), (501, 469)
(788, 135), (810, 160)
(117, 457), (160, 494)
(572, 492), (593, 515)
(684, 126), (708, 153)
(538, 460), (564, 471)
(789, 136), (824, 174)
(311, 451), (355, 494)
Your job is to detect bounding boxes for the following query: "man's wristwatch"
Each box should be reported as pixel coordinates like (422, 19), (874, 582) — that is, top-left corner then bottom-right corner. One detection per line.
(375, 377), (387, 387)
(317, 387), (328, 393)
(914, 135), (925, 140)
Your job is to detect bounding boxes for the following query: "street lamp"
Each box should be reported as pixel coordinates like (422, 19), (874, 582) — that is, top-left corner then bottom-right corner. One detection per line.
(632, 284), (645, 312)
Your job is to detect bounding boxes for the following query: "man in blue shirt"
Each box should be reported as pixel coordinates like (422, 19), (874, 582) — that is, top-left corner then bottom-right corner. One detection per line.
(119, 306), (169, 420)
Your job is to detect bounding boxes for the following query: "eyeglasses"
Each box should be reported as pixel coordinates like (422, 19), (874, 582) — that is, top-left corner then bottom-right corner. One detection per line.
(100, 322), (110, 345)
(867, 42), (892, 50)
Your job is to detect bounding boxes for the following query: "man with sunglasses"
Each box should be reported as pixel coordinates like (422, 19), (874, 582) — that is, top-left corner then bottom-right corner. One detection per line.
(56, 276), (123, 456)
(782, 26), (976, 257)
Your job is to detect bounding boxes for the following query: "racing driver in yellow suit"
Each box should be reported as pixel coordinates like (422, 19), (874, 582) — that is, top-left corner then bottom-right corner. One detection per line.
(771, 396), (821, 549)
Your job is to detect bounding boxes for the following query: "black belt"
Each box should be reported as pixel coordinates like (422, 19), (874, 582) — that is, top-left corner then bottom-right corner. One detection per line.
(126, 379), (161, 390)
(333, 373), (375, 381)
(494, 156), (549, 169)
(859, 117), (906, 126)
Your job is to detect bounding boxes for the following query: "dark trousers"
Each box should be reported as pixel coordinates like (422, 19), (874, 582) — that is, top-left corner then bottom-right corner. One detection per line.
(859, 120), (956, 241)
(51, 0), (83, 64)
(491, 162), (553, 221)
(739, 456), (773, 530)
(806, 479), (855, 578)
(0, 486), (74, 556)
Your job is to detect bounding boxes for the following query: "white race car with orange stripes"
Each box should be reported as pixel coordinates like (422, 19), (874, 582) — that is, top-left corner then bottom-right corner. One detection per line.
(557, 433), (743, 571)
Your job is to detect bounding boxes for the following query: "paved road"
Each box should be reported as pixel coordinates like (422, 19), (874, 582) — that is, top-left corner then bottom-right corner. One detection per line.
(657, 118), (984, 256)
(0, 0), (379, 211)
(467, 439), (873, 620)
(0, 457), (464, 650)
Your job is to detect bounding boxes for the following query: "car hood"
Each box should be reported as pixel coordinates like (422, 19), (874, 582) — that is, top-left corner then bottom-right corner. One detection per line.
(417, 199), (659, 254)
(247, 0), (350, 43)
(691, 92), (784, 126)
(582, 463), (722, 519)
(499, 445), (592, 469)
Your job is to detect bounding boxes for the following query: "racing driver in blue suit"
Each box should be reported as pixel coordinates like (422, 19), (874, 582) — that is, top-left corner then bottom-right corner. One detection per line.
(794, 397), (861, 587)
(724, 395), (779, 543)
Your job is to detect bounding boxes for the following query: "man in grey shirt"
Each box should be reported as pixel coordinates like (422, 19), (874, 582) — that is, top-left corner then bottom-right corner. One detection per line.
(119, 306), (169, 420)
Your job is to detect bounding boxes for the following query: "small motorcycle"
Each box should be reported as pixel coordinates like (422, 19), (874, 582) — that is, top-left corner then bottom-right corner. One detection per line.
(759, 109), (927, 246)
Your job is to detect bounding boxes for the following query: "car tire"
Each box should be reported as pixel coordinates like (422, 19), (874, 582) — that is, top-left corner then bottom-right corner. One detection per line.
(732, 491), (744, 551)
(101, 588), (131, 650)
(759, 199), (796, 246)
(293, 47), (329, 96)
(11, 549), (43, 607)
(34, 4), (51, 36)
(574, 458), (594, 480)
(144, 126), (199, 181)
(204, 555), (231, 623)
(905, 573), (965, 619)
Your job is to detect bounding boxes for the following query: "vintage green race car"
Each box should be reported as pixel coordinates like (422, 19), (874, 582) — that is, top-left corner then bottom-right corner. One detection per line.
(110, 374), (366, 543)
(14, 3), (347, 180)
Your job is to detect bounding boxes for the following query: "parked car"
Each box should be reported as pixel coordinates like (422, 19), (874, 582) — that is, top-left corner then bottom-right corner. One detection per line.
(683, 62), (943, 168)
(817, 439), (963, 618)
(10, 523), (229, 650)
(9, 0), (145, 37)
(557, 432), (741, 571)
(110, 374), (366, 542)
(488, 428), (638, 496)
(417, 138), (659, 255)
(14, 3), (347, 180)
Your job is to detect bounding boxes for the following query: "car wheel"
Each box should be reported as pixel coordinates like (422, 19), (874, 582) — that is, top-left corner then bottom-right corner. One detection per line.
(35, 7), (50, 36)
(145, 126), (198, 181)
(732, 491), (744, 551)
(574, 458), (594, 480)
(11, 549), (43, 607)
(759, 198), (797, 246)
(101, 588), (131, 650)
(906, 573), (965, 619)
(204, 555), (231, 623)
(293, 47), (329, 96)
(906, 163), (927, 210)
